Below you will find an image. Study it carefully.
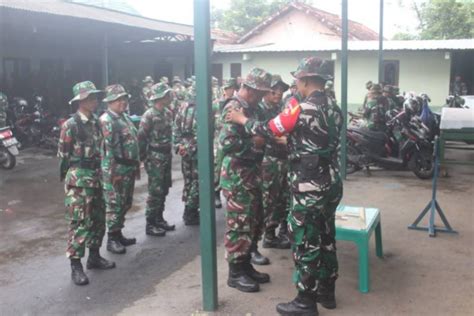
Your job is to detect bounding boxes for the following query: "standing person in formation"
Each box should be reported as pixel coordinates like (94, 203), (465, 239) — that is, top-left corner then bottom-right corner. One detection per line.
(142, 76), (154, 109)
(220, 68), (273, 293)
(257, 75), (291, 252)
(364, 83), (389, 131)
(100, 84), (140, 255)
(226, 57), (343, 315)
(173, 84), (200, 226)
(213, 78), (238, 209)
(138, 83), (176, 236)
(58, 81), (115, 286)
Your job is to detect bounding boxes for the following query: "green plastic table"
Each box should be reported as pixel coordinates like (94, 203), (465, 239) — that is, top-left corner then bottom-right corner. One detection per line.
(336, 205), (383, 293)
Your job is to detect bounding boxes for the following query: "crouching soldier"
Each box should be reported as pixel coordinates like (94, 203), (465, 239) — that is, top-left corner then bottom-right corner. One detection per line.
(58, 81), (115, 286)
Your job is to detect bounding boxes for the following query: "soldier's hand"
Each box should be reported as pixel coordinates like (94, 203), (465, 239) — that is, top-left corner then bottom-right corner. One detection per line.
(252, 136), (265, 149)
(274, 136), (287, 145)
(225, 108), (248, 125)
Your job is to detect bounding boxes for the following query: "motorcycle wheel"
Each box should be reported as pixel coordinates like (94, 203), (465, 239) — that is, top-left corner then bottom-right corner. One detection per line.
(346, 142), (362, 175)
(410, 147), (434, 180)
(0, 151), (16, 169)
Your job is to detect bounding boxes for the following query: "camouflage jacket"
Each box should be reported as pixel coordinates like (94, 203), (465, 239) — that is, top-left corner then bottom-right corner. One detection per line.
(364, 96), (389, 130)
(219, 96), (264, 163)
(173, 102), (197, 158)
(58, 111), (102, 188)
(100, 110), (139, 177)
(258, 100), (288, 159)
(142, 86), (152, 108)
(244, 90), (343, 191)
(138, 106), (173, 161)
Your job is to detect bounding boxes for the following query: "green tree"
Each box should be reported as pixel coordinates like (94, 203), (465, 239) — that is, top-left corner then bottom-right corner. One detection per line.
(212, 0), (310, 35)
(418, 0), (473, 39)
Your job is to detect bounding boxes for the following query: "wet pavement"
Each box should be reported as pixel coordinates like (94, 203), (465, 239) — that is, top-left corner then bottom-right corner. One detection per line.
(0, 148), (225, 315)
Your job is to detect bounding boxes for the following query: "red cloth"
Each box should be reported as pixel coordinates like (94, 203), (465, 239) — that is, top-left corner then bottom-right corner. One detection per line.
(268, 97), (301, 136)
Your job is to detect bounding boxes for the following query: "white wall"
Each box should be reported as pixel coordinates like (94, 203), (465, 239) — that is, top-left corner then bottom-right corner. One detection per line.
(213, 50), (452, 106)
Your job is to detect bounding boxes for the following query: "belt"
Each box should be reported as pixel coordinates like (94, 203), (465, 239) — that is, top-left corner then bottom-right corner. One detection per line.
(70, 160), (100, 170)
(114, 157), (139, 166)
(149, 144), (172, 153)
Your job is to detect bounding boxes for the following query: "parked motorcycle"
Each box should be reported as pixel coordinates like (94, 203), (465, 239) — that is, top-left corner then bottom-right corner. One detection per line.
(0, 126), (20, 169)
(346, 98), (434, 180)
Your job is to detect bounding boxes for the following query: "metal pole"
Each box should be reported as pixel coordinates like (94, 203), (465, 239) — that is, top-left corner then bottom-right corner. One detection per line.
(378, 0), (384, 83)
(102, 33), (109, 86)
(193, 0), (218, 311)
(340, 0), (348, 180)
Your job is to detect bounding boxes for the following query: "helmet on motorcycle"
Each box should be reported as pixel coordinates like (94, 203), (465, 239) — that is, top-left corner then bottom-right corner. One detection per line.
(403, 97), (421, 115)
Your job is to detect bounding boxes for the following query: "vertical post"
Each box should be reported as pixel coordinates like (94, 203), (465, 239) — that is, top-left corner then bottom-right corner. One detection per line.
(194, 0), (218, 311)
(378, 0), (384, 83)
(340, 0), (348, 180)
(102, 32), (109, 86)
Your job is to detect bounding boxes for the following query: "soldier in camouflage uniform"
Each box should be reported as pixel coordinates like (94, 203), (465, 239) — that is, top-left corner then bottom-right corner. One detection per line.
(58, 81), (115, 286)
(160, 76), (169, 85)
(325, 80), (336, 100)
(362, 80), (373, 110)
(142, 76), (154, 109)
(283, 79), (297, 106)
(258, 75), (291, 252)
(173, 84), (200, 225)
(226, 57), (343, 315)
(213, 78), (238, 209)
(138, 83), (176, 236)
(219, 68), (273, 293)
(364, 83), (389, 131)
(0, 92), (8, 128)
(100, 84), (140, 255)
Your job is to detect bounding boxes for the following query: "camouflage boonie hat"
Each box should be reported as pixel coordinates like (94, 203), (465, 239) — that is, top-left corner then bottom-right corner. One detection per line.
(172, 76), (182, 84)
(149, 82), (172, 101)
(243, 68), (272, 92)
(102, 84), (130, 103)
(223, 78), (237, 89)
(160, 76), (169, 84)
(69, 81), (103, 105)
(271, 74), (289, 91)
(370, 83), (383, 93)
(291, 57), (333, 80)
(143, 76), (154, 84)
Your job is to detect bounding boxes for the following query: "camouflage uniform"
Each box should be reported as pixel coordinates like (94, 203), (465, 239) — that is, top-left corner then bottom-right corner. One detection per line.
(142, 76), (155, 109)
(0, 92), (7, 128)
(100, 85), (140, 234)
(138, 83), (174, 229)
(238, 58), (343, 298)
(219, 68), (272, 264)
(173, 89), (200, 224)
(364, 84), (389, 131)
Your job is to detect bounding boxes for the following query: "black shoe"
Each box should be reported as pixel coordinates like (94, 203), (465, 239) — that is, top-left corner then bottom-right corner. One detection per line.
(276, 292), (318, 316)
(243, 260), (270, 284)
(87, 248), (116, 270)
(156, 218), (176, 231)
(263, 230), (291, 249)
(317, 279), (336, 309)
(215, 192), (222, 209)
(250, 243), (270, 265)
(70, 258), (89, 286)
(184, 208), (200, 226)
(118, 230), (136, 246)
(107, 232), (126, 254)
(146, 220), (166, 237)
(227, 262), (260, 292)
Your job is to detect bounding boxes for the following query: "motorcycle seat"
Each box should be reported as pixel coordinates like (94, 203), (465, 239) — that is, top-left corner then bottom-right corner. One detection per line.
(351, 127), (387, 142)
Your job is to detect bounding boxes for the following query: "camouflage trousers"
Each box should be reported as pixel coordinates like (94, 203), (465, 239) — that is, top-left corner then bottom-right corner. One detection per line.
(213, 142), (224, 193)
(221, 157), (263, 263)
(261, 155), (289, 233)
(145, 153), (172, 220)
(65, 186), (105, 258)
(289, 180), (343, 293)
(103, 169), (136, 233)
(181, 155), (199, 209)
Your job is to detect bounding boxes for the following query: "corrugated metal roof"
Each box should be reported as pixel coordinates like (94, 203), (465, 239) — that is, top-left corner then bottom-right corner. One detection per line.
(0, 0), (194, 36)
(215, 39), (474, 53)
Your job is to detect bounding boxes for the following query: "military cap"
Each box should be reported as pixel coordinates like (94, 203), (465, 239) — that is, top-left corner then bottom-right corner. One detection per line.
(223, 78), (238, 89)
(102, 84), (130, 103)
(149, 82), (172, 101)
(291, 57), (333, 80)
(370, 83), (383, 93)
(160, 76), (169, 84)
(143, 76), (154, 84)
(243, 68), (272, 92)
(172, 76), (182, 84)
(69, 81), (103, 105)
(271, 74), (289, 91)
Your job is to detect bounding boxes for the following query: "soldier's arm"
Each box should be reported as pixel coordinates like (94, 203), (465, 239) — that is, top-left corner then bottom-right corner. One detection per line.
(173, 106), (185, 153)
(57, 121), (72, 181)
(219, 104), (246, 155)
(100, 117), (115, 162)
(137, 113), (151, 161)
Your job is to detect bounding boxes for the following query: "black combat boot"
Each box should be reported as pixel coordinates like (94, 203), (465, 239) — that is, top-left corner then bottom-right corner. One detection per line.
(118, 230), (136, 246)
(146, 218), (166, 237)
(107, 231), (126, 254)
(250, 242), (270, 265)
(184, 208), (200, 226)
(227, 262), (260, 292)
(317, 278), (337, 309)
(215, 190), (222, 209)
(70, 258), (89, 286)
(276, 291), (318, 316)
(156, 212), (175, 231)
(87, 248), (116, 270)
(243, 259), (270, 284)
(278, 221), (291, 245)
(263, 229), (291, 249)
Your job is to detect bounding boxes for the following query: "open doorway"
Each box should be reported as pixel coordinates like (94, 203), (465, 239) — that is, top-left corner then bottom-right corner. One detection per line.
(450, 50), (474, 95)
